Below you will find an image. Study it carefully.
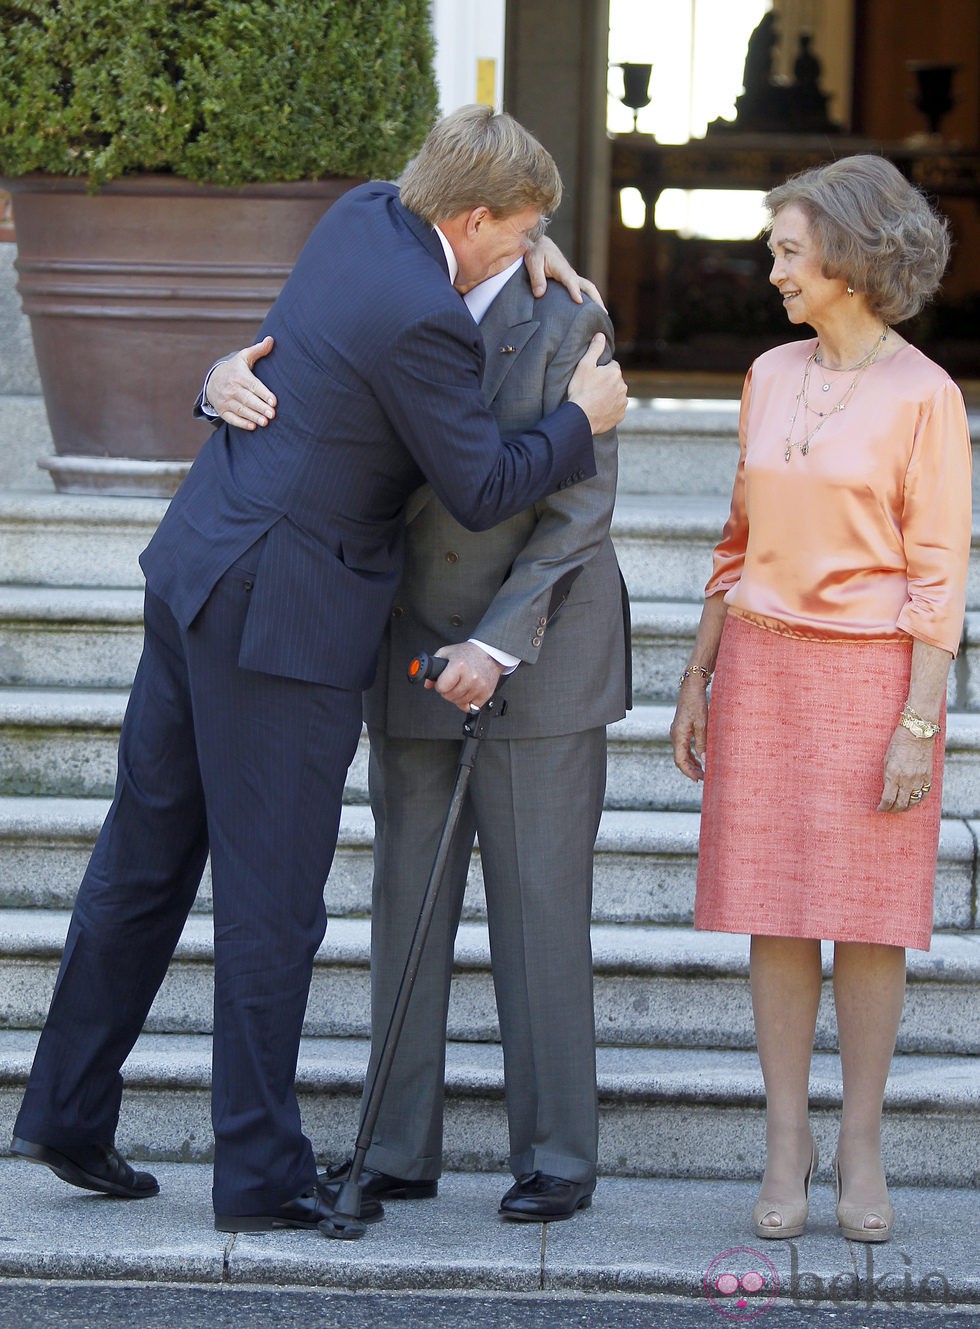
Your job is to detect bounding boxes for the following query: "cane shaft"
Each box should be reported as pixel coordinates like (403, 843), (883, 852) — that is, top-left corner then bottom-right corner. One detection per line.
(349, 763), (472, 1173)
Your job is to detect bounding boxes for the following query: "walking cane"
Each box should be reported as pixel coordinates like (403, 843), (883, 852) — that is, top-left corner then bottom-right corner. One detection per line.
(318, 652), (507, 1239)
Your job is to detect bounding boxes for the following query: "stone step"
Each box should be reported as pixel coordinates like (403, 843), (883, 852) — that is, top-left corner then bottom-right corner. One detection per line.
(631, 599), (976, 709)
(2, 687), (980, 863)
(0, 797), (692, 922)
(607, 703), (980, 825)
(9, 488), (980, 615)
(0, 799), (698, 925)
(614, 494), (980, 611)
(0, 250), (41, 399)
(5, 388), (979, 502)
(0, 388), (881, 502)
(617, 399), (740, 496)
(3, 1164), (980, 1304)
(1, 795), (974, 932)
(1, 490), (732, 593)
(0, 395), (53, 492)
(616, 398), (980, 500)
(0, 585), (144, 687)
(0, 685), (132, 798)
(0, 1027), (975, 1186)
(0, 491), (720, 595)
(15, 686), (977, 822)
(0, 492), (166, 587)
(4, 911), (978, 1058)
(0, 684), (377, 802)
(3, 583), (979, 713)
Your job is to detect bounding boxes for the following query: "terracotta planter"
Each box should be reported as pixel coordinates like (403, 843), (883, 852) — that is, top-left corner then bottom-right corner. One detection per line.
(2, 174), (361, 495)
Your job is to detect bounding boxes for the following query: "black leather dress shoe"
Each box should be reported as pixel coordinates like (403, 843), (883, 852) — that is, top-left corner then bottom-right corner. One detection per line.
(10, 1136), (160, 1199)
(214, 1178), (384, 1232)
(320, 1157), (438, 1201)
(498, 1171), (595, 1222)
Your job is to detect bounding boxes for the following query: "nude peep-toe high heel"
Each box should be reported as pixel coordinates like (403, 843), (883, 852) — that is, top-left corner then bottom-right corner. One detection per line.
(834, 1157), (894, 1243)
(752, 1139), (819, 1240)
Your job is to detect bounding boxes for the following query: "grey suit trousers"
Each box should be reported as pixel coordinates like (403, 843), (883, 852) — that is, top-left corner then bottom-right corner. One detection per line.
(363, 723), (605, 1185)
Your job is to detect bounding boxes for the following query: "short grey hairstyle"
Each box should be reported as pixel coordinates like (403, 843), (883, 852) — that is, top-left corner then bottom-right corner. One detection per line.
(765, 155), (950, 324)
(400, 104), (561, 226)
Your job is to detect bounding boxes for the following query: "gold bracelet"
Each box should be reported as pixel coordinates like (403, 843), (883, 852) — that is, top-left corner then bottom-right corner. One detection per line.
(899, 701), (941, 740)
(679, 665), (712, 687)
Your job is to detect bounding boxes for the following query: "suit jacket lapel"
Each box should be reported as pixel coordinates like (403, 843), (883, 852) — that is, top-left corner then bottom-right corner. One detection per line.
(407, 271), (540, 526)
(394, 195), (467, 526)
(479, 270), (540, 406)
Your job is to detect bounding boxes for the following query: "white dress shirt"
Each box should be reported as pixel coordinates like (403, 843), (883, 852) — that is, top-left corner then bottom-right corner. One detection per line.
(456, 255), (524, 672)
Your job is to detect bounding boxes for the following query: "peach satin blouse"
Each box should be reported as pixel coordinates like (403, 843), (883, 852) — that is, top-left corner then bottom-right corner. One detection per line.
(706, 340), (972, 657)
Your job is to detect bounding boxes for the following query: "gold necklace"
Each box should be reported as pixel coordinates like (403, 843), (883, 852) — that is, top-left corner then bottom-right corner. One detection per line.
(812, 325), (890, 395)
(783, 327), (888, 462)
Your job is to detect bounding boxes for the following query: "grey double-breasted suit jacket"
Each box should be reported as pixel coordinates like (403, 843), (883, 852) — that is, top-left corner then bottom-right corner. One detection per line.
(365, 267), (630, 735)
(360, 268), (630, 1186)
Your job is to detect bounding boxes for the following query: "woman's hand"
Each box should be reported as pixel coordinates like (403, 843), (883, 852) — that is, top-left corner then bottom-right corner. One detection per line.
(524, 235), (605, 308)
(205, 337), (278, 429)
(670, 596), (727, 782)
(878, 638), (948, 812)
(670, 678), (710, 782)
(878, 725), (935, 812)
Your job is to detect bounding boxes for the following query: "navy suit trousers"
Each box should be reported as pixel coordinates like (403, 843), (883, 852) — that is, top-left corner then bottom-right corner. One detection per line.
(15, 547), (363, 1215)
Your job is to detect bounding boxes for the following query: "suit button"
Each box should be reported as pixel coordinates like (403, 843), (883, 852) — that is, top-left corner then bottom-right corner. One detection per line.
(445, 551), (459, 564)
(449, 614), (463, 627)
(243, 579), (254, 592)
(391, 606), (404, 618)
(538, 617), (547, 627)
(532, 635), (542, 647)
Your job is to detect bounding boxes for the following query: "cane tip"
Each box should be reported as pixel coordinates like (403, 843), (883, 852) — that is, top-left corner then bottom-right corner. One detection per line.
(318, 1213), (367, 1240)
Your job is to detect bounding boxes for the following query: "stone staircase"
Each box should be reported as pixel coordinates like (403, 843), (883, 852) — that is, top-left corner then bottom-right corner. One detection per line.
(1, 244), (978, 1192)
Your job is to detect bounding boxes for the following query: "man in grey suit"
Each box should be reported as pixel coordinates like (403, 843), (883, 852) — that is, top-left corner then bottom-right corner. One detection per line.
(206, 255), (629, 1223)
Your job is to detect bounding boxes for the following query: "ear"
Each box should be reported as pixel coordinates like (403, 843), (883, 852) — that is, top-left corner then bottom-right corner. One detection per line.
(466, 206), (492, 238)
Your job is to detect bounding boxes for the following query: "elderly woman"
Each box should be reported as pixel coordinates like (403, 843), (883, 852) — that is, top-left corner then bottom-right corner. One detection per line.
(671, 155), (971, 1243)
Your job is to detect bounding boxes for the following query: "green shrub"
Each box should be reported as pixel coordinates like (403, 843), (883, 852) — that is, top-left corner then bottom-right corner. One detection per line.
(0, 0), (438, 187)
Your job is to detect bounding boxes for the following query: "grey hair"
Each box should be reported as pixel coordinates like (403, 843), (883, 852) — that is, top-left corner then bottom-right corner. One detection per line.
(765, 155), (950, 323)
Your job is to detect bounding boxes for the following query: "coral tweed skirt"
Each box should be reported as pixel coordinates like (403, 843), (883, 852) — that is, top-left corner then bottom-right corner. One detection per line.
(694, 615), (943, 951)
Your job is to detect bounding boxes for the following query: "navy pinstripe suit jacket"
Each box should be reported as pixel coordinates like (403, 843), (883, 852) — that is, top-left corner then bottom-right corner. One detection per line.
(140, 183), (596, 691)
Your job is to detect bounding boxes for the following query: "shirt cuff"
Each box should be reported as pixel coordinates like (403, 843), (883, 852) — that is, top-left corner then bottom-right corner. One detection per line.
(469, 638), (520, 673)
(200, 361), (222, 417)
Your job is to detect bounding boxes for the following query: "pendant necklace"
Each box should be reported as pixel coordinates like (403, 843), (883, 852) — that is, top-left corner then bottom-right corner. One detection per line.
(784, 326), (889, 463)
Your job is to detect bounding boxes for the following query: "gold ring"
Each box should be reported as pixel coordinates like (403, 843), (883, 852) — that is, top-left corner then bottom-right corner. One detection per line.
(921, 782), (932, 793)
(909, 789), (924, 802)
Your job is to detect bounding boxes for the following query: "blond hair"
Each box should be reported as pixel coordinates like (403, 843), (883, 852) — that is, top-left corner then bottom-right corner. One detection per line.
(765, 155), (950, 324)
(400, 104), (561, 224)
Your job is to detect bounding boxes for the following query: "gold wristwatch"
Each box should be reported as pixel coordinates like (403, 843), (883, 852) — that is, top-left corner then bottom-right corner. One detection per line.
(899, 702), (941, 740)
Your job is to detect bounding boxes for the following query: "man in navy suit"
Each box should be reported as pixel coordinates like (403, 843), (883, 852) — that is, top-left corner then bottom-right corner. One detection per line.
(10, 106), (627, 1235)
